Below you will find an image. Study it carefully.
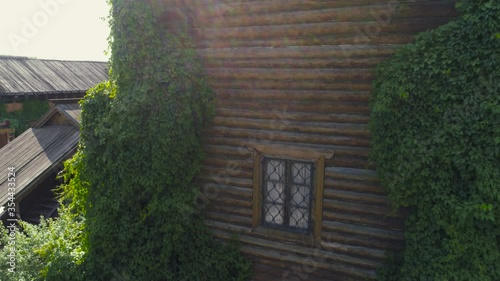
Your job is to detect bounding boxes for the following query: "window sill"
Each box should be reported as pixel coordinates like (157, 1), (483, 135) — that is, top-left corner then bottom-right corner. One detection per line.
(252, 226), (318, 247)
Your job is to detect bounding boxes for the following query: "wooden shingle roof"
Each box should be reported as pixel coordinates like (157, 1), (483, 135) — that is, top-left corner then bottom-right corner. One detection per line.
(0, 104), (81, 209)
(0, 56), (107, 97)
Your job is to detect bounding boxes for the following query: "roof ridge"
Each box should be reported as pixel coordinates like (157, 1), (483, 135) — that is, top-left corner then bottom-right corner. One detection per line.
(0, 55), (107, 63)
(0, 56), (108, 96)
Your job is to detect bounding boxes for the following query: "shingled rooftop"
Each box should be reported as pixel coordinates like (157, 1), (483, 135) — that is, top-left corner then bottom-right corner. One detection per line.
(0, 56), (108, 99)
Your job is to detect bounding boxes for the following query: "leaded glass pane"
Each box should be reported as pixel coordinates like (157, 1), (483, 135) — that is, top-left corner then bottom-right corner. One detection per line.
(261, 157), (314, 233)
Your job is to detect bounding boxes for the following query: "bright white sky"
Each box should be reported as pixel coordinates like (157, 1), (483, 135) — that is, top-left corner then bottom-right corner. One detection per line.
(0, 0), (110, 61)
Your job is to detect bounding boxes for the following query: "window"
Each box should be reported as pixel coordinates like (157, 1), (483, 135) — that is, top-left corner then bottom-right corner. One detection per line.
(249, 143), (333, 242)
(261, 158), (313, 233)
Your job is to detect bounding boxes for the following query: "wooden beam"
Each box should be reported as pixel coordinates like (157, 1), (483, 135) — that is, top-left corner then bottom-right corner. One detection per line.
(314, 155), (325, 241)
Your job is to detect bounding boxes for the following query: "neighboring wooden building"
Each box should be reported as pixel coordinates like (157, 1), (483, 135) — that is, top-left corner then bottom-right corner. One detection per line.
(0, 102), (81, 224)
(0, 56), (107, 101)
(0, 120), (14, 148)
(158, 1), (459, 280)
(0, 56), (106, 148)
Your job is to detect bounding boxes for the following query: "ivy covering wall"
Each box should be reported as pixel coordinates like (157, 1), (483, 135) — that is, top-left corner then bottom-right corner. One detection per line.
(76, 0), (251, 280)
(371, 0), (500, 280)
(0, 100), (49, 135)
(1, 0), (251, 280)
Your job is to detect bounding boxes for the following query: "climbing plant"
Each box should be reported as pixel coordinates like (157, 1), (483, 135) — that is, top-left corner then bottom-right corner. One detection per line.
(0, 100), (49, 135)
(76, 0), (251, 280)
(371, 0), (500, 280)
(0, 0), (251, 280)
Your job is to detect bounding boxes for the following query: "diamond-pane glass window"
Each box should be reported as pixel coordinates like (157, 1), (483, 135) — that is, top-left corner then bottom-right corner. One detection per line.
(261, 157), (313, 233)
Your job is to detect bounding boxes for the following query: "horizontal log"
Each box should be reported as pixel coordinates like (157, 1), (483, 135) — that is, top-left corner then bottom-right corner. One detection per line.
(205, 220), (389, 261)
(211, 220), (385, 260)
(325, 167), (379, 182)
(202, 142), (376, 175)
(322, 230), (403, 251)
(239, 244), (376, 279)
(215, 108), (370, 124)
(203, 142), (372, 170)
(209, 127), (372, 147)
(162, 0), (448, 15)
(154, 0), (461, 279)
(201, 156), (372, 175)
(209, 78), (373, 91)
(323, 210), (405, 232)
(212, 117), (370, 137)
(207, 67), (374, 81)
(327, 157), (373, 170)
(203, 138), (372, 160)
(323, 189), (390, 205)
(206, 222), (396, 279)
(323, 221), (404, 241)
(205, 217), (401, 259)
(189, 2), (457, 28)
(329, 146), (370, 157)
(200, 162), (390, 197)
(208, 228), (379, 279)
(198, 34), (414, 49)
(320, 240), (385, 260)
(204, 147), (372, 171)
(204, 139), (370, 161)
(205, 56), (388, 69)
(191, 18), (453, 41)
(216, 100), (370, 114)
(324, 178), (384, 195)
(323, 199), (399, 218)
(206, 219), (315, 247)
(199, 44), (397, 59)
(212, 228), (380, 269)
(215, 89), (371, 102)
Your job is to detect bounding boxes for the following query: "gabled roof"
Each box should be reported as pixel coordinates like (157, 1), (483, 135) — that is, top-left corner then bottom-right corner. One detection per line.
(33, 103), (82, 128)
(0, 104), (82, 209)
(0, 56), (108, 97)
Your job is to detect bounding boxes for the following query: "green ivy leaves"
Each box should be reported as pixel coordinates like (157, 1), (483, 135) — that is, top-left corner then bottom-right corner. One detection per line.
(0, 100), (49, 136)
(371, 1), (500, 280)
(76, 0), (250, 280)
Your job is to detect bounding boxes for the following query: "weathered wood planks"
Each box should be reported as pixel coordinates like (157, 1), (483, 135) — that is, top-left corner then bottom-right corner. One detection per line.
(159, 0), (459, 279)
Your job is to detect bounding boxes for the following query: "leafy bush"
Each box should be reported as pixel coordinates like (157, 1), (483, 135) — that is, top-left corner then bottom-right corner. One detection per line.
(0, 208), (85, 281)
(371, 0), (500, 280)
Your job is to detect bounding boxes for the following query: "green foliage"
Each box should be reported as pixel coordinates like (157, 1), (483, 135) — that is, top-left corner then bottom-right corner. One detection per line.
(1, 0), (251, 279)
(58, 150), (90, 216)
(0, 99), (49, 135)
(0, 208), (85, 281)
(75, 0), (251, 280)
(371, 1), (500, 280)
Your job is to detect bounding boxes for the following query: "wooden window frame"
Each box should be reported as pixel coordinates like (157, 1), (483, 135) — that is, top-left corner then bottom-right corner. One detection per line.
(249, 143), (333, 242)
(260, 157), (314, 233)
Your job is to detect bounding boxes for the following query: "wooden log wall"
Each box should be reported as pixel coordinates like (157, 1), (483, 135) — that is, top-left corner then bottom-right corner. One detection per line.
(159, 1), (458, 280)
